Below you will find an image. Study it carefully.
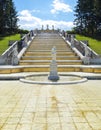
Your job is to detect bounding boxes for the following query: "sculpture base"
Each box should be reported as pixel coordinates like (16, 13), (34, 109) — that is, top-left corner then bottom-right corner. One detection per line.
(48, 59), (59, 81)
(48, 72), (59, 81)
(48, 74), (59, 81)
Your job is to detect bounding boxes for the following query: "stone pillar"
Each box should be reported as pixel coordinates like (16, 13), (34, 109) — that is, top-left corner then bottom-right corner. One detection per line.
(22, 35), (28, 47)
(52, 46), (56, 61)
(52, 25), (54, 30)
(42, 25), (44, 30)
(29, 31), (33, 40)
(12, 44), (19, 65)
(48, 46), (59, 81)
(82, 44), (91, 64)
(62, 30), (65, 37)
(71, 35), (74, 47)
(65, 32), (68, 40)
(47, 24), (49, 30)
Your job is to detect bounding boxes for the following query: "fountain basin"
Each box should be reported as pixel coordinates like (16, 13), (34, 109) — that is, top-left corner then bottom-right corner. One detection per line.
(20, 74), (87, 85)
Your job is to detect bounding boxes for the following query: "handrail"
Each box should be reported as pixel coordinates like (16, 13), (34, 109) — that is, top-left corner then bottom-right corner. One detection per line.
(0, 30), (34, 65)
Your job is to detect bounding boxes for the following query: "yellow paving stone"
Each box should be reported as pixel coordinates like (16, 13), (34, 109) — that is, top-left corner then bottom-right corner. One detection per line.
(35, 112), (46, 117)
(20, 117), (33, 124)
(34, 117), (46, 124)
(75, 123), (92, 130)
(60, 116), (73, 123)
(95, 111), (101, 120)
(0, 124), (4, 129)
(47, 111), (59, 117)
(1, 124), (17, 130)
(0, 113), (10, 118)
(32, 123), (47, 130)
(47, 123), (61, 130)
(6, 117), (20, 124)
(0, 80), (101, 130)
(70, 110), (84, 117)
(72, 117), (87, 123)
(16, 123), (32, 130)
(10, 113), (23, 118)
(84, 112), (101, 123)
(59, 111), (71, 117)
(89, 122), (101, 130)
(47, 117), (60, 123)
(61, 123), (76, 130)
(0, 118), (7, 124)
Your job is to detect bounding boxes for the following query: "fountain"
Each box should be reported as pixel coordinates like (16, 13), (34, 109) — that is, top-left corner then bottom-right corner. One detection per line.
(20, 47), (87, 85)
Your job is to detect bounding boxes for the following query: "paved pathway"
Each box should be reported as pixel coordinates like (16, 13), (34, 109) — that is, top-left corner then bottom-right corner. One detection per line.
(0, 80), (101, 130)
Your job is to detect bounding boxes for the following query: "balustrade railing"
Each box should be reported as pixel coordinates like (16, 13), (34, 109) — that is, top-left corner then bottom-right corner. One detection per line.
(61, 32), (100, 64)
(0, 30), (34, 65)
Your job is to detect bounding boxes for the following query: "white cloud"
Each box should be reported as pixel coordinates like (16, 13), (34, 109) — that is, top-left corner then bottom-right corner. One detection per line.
(51, 0), (73, 14)
(19, 10), (41, 22)
(32, 10), (40, 13)
(18, 10), (74, 30)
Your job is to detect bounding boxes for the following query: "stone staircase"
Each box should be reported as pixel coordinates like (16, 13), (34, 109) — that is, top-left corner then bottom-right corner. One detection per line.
(0, 32), (101, 74)
(19, 33), (83, 72)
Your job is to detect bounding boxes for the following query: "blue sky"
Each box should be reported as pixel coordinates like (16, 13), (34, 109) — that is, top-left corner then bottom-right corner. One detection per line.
(13, 0), (77, 30)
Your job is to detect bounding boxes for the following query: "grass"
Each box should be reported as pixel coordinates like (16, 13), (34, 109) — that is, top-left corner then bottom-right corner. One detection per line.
(76, 34), (101, 55)
(0, 34), (20, 55)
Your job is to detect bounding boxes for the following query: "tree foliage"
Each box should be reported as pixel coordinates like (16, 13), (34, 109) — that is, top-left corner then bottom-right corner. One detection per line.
(0, 0), (18, 35)
(74, 0), (101, 38)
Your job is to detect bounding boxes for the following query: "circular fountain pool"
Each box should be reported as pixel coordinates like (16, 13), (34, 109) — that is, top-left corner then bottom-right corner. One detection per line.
(20, 74), (87, 85)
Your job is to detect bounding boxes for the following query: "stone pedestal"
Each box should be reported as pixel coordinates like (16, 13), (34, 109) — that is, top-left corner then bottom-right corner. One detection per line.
(48, 46), (59, 81)
(48, 60), (59, 81)
(83, 44), (91, 64)
(71, 35), (74, 47)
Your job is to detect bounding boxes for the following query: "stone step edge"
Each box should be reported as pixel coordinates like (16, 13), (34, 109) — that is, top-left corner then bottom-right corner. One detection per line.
(22, 56), (80, 58)
(20, 60), (82, 63)
(0, 65), (101, 74)
(27, 49), (73, 52)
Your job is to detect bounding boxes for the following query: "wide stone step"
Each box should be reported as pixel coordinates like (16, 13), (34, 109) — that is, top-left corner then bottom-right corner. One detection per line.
(27, 49), (73, 53)
(24, 51), (76, 56)
(0, 65), (101, 74)
(28, 47), (69, 50)
(21, 56), (80, 60)
(19, 60), (82, 65)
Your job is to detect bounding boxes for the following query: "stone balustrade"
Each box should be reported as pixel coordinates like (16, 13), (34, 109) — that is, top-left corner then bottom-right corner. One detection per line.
(0, 30), (34, 65)
(62, 32), (101, 65)
(0, 41), (19, 65)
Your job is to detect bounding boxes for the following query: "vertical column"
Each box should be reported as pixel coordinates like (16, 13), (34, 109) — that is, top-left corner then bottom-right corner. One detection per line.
(48, 46), (59, 81)
(83, 44), (91, 64)
(12, 43), (19, 65)
(52, 25), (54, 30)
(47, 24), (49, 30)
(42, 25), (44, 30)
(71, 35), (74, 47)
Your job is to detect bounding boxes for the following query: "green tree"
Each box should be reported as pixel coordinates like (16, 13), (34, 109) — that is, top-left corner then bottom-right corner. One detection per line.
(74, 0), (101, 37)
(0, 0), (18, 35)
(94, 0), (101, 35)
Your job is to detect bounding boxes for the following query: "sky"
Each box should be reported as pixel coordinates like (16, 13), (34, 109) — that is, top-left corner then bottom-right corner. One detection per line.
(13, 0), (77, 31)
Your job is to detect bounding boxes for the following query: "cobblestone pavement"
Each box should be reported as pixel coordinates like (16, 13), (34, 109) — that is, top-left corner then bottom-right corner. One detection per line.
(0, 80), (101, 130)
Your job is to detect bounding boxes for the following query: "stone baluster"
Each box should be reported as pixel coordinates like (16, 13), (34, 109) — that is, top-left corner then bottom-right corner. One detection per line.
(31, 30), (34, 36)
(42, 25), (44, 30)
(65, 32), (68, 40)
(23, 35), (28, 47)
(29, 32), (32, 40)
(83, 44), (91, 64)
(11, 44), (19, 65)
(52, 25), (54, 30)
(71, 35), (74, 47)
